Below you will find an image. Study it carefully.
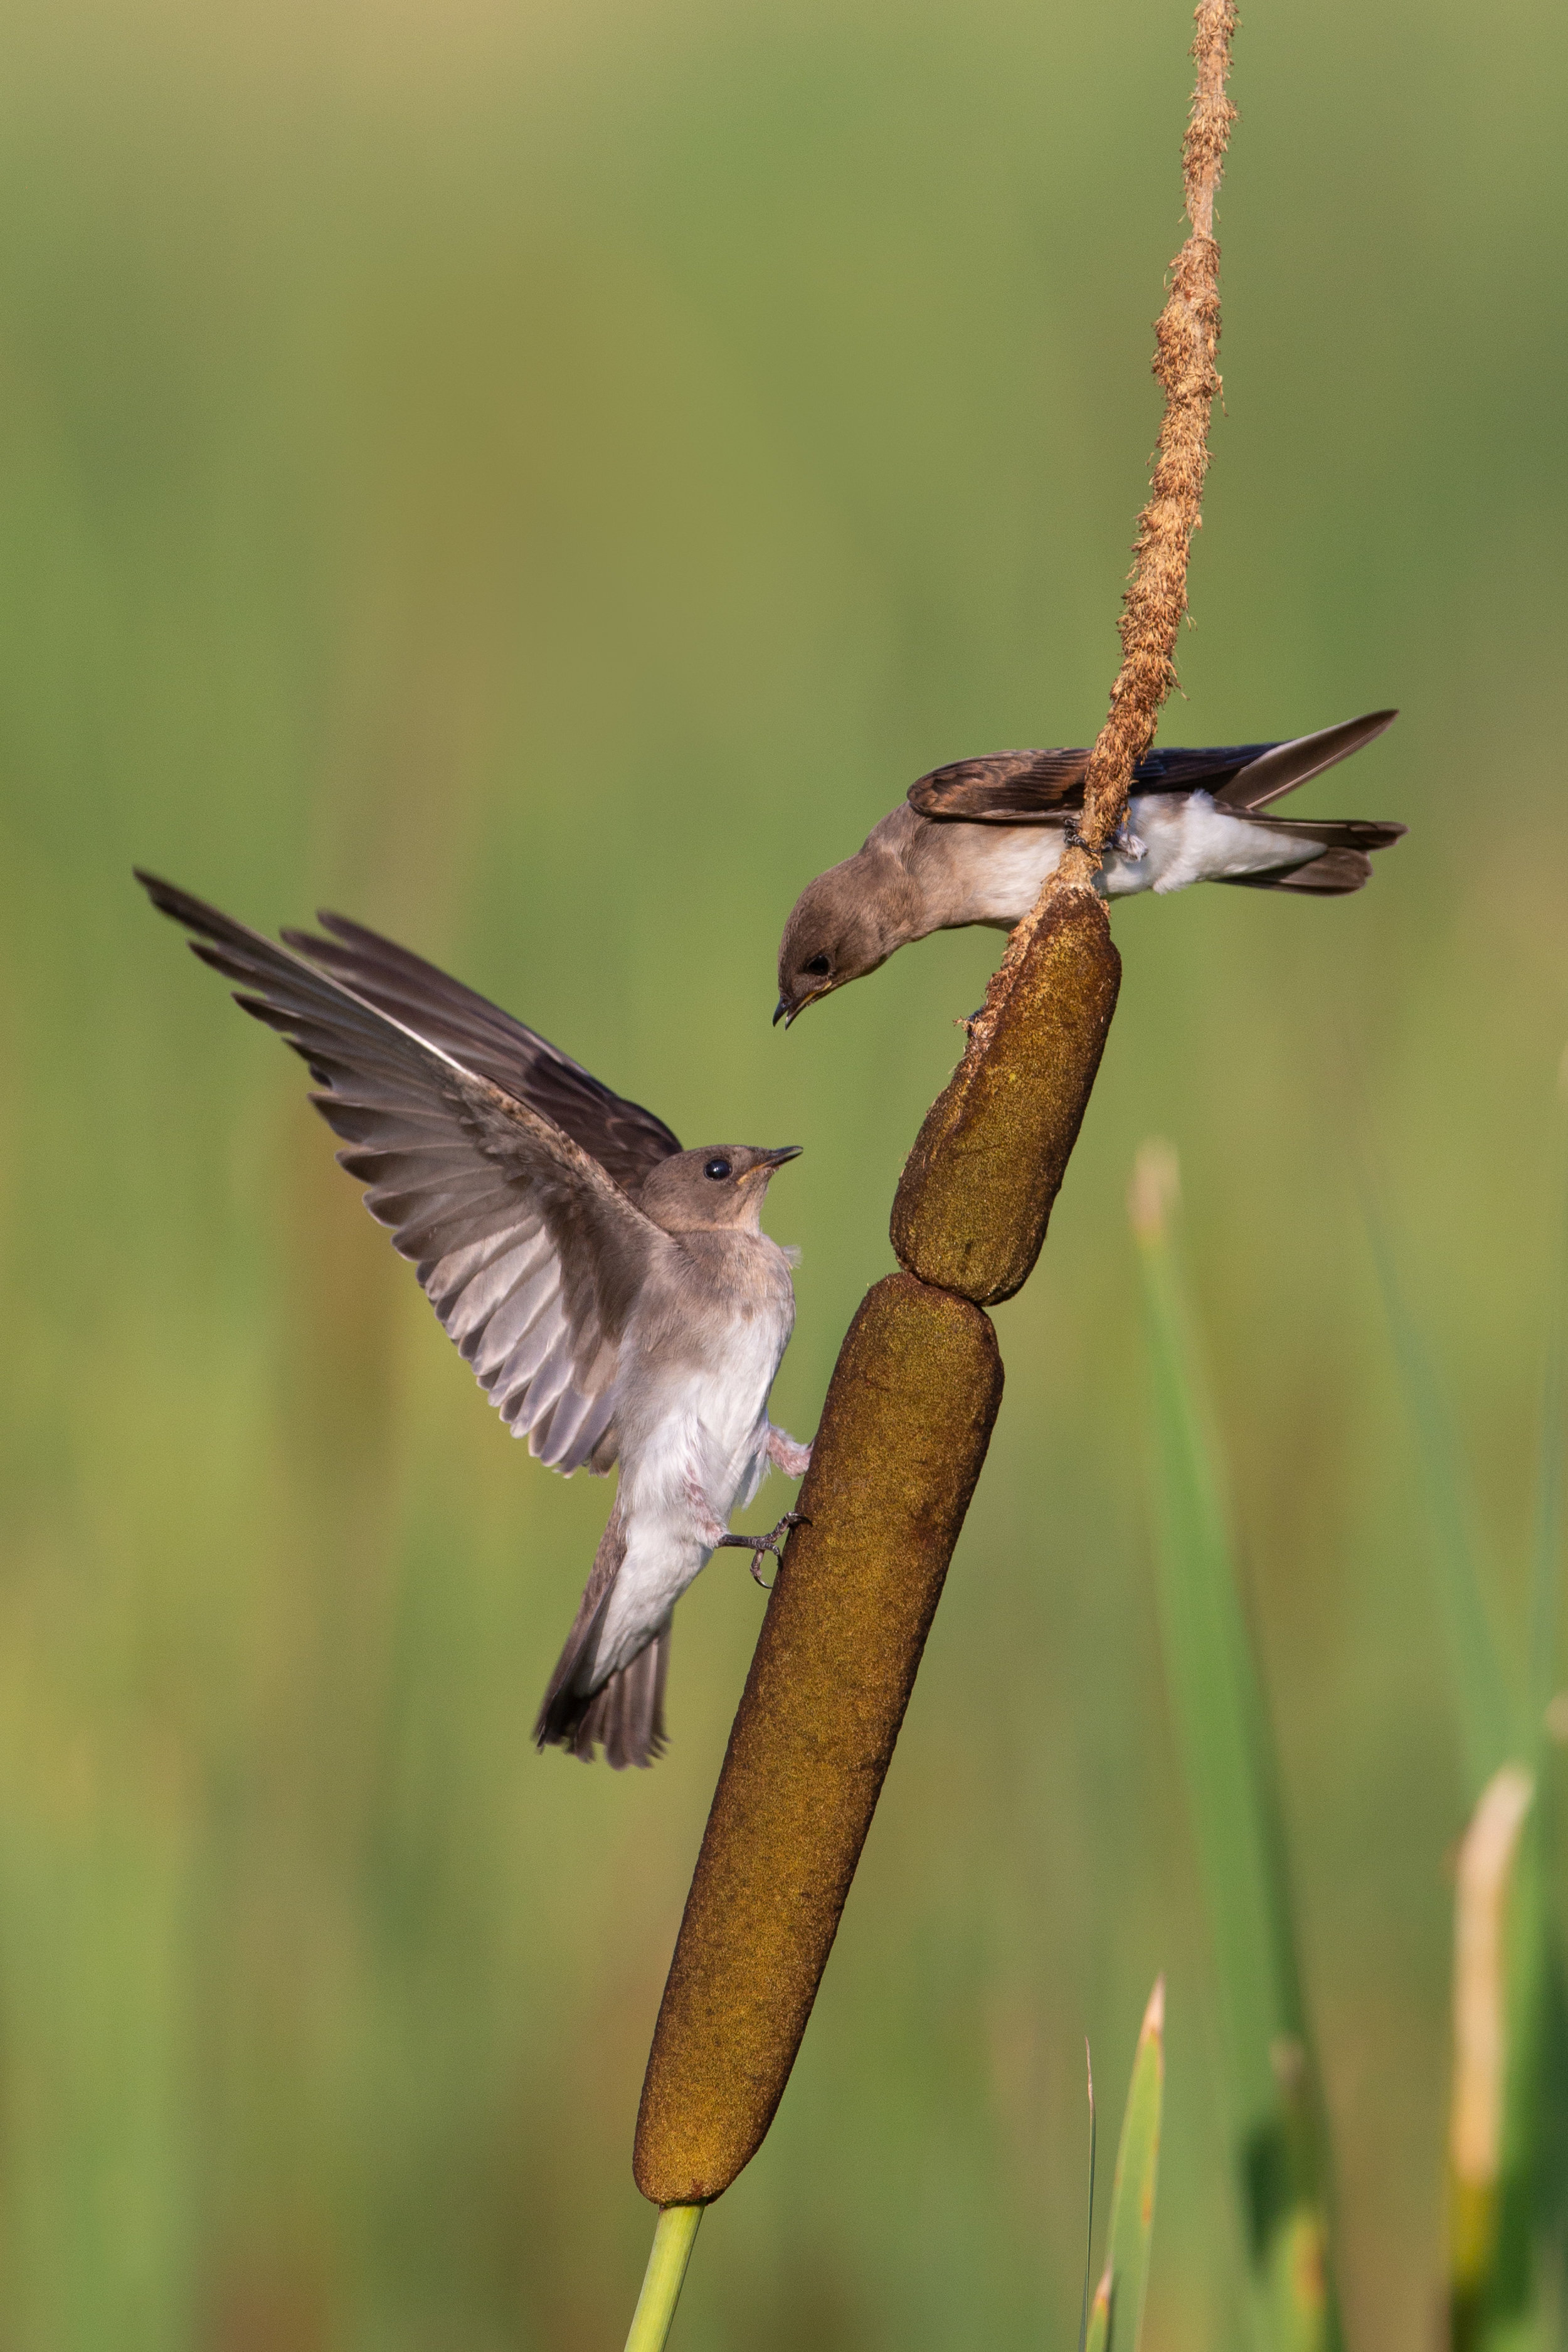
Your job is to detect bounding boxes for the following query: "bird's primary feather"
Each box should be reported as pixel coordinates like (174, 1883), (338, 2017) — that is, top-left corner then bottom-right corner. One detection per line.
(283, 909), (683, 1199)
(137, 871), (667, 1476)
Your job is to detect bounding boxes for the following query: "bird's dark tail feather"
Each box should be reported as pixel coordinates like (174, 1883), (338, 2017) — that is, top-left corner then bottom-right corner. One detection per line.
(532, 1503), (671, 1769)
(1219, 817), (1407, 897)
(536, 1633), (670, 1770)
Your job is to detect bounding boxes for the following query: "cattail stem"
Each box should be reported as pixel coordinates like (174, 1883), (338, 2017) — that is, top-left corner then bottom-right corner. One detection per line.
(623, 2203), (704, 2352)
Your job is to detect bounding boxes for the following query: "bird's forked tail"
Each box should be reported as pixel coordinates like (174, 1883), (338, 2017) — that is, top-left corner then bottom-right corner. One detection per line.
(533, 1503), (670, 1769)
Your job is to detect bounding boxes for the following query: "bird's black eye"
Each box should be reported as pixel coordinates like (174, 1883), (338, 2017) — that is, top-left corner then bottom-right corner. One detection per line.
(803, 953), (831, 977)
(704, 1157), (733, 1180)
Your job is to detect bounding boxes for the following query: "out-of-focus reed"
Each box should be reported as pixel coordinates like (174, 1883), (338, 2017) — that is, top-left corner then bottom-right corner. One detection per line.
(1370, 1121), (1568, 2351)
(1130, 1131), (1568, 2351)
(1130, 1141), (1343, 2352)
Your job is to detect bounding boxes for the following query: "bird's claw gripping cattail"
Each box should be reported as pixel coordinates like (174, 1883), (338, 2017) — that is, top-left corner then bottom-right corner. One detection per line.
(717, 1512), (810, 1588)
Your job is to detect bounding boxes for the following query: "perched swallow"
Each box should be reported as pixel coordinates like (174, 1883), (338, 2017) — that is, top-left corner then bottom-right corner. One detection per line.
(137, 874), (812, 1770)
(775, 710), (1403, 1022)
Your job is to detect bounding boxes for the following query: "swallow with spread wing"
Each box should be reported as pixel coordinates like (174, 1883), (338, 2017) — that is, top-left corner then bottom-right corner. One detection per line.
(139, 874), (811, 1769)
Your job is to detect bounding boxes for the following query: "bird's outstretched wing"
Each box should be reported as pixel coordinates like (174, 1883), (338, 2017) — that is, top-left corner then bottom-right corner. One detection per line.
(280, 909), (682, 1201)
(138, 873), (672, 1475)
(906, 710), (1399, 825)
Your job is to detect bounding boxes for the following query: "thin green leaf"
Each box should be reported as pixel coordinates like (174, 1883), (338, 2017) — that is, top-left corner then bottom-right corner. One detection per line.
(1527, 1073), (1568, 1749)
(1447, 1767), (1537, 2351)
(1079, 2040), (1098, 2352)
(1084, 2269), (1113, 2352)
(1101, 1979), (1165, 2352)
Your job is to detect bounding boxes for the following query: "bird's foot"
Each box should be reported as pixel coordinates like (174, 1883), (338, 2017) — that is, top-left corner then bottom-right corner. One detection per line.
(714, 1512), (810, 1589)
(1064, 813), (1140, 865)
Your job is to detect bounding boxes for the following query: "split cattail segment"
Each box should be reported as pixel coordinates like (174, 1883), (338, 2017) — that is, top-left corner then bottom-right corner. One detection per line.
(633, 1273), (1004, 2205)
(891, 887), (1121, 1305)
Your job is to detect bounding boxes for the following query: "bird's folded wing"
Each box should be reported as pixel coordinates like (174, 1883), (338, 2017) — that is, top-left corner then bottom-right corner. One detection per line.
(907, 747), (1091, 823)
(906, 712), (1397, 825)
(279, 910), (682, 1202)
(138, 874), (671, 1475)
(1209, 711), (1398, 811)
(906, 742), (1274, 822)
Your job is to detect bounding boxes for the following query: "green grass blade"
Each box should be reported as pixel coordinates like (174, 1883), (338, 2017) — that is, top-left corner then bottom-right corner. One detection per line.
(1363, 1203), (1515, 1791)
(1526, 1080), (1568, 1750)
(1447, 1767), (1538, 2351)
(1079, 2042), (1099, 2352)
(1130, 1144), (1343, 2352)
(1101, 1979), (1165, 2352)
(624, 2204), (704, 2352)
(1084, 2269), (1113, 2352)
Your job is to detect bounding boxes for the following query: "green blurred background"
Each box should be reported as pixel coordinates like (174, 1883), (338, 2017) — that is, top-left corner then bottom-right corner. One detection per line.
(2, 0), (1565, 2343)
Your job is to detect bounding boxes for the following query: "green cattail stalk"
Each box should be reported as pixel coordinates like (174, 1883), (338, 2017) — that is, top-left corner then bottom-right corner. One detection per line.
(623, 2203), (703, 2352)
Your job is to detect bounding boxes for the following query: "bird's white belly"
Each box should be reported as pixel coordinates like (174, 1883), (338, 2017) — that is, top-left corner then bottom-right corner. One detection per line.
(953, 829), (1066, 926)
(1110, 791), (1322, 895)
(596, 1308), (790, 1672)
(955, 792), (1325, 923)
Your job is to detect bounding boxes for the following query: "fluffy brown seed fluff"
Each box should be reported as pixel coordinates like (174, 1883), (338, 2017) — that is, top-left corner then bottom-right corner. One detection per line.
(1067, 0), (1238, 880)
(937, 0), (1236, 1096)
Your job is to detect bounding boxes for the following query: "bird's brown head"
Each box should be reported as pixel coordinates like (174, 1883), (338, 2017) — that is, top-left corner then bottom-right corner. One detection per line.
(639, 1145), (802, 1234)
(775, 849), (916, 1026)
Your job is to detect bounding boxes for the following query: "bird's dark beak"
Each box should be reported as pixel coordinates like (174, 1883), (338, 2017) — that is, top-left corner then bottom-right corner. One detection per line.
(774, 990), (825, 1029)
(757, 1145), (802, 1170)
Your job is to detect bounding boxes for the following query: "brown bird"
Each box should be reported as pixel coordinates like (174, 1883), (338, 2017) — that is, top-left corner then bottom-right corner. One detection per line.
(137, 872), (811, 1769)
(775, 710), (1403, 1022)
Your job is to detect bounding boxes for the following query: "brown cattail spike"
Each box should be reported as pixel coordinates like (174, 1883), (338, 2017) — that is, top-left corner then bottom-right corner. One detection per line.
(633, 1274), (1004, 2205)
(891, 888), (1121, 1304)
